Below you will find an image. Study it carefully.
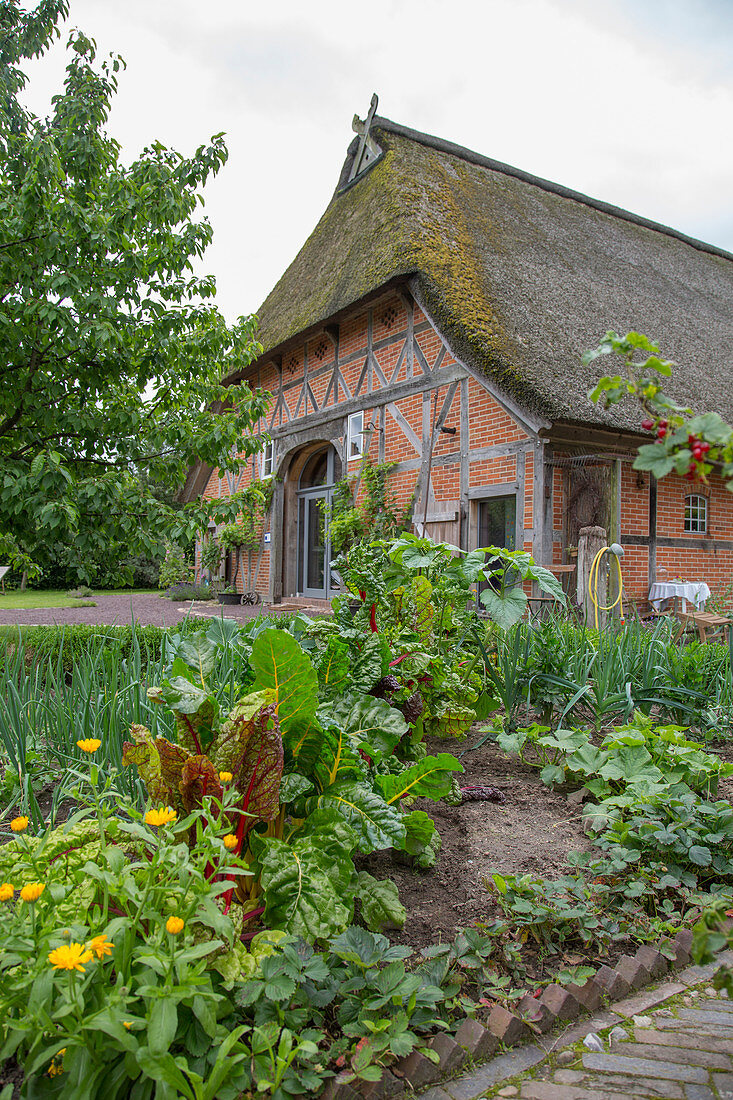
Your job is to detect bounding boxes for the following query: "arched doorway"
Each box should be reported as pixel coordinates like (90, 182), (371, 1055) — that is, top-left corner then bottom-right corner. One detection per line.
(295, 444), (342, 598)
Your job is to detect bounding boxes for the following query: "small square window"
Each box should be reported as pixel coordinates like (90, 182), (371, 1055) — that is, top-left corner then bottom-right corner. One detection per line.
(684, 494), (707, 533)
(347, 411), (364, 460)
(260, 440), (275, 478)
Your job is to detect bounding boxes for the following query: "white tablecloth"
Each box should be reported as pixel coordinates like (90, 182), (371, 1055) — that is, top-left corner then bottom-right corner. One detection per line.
(648, 581), (711, 611)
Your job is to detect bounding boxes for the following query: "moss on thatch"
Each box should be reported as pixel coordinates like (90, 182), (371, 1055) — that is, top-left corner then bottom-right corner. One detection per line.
(250, 118), (733, 431)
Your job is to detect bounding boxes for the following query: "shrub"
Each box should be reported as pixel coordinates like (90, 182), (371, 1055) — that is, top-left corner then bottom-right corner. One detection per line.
(158, 543), (194, 590)
(0, 621), (206, 675)
(165, 582), (215, 602)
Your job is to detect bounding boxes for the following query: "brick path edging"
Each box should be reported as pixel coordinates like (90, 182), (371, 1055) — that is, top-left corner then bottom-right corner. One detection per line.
(321, 927), (725, 1099)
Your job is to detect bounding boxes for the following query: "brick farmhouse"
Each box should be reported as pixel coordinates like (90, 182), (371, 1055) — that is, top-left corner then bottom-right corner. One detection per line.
(182, 106), (733, 608)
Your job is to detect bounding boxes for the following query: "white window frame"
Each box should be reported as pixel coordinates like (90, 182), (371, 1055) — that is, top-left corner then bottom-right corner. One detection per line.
(347, 411), (364, 461)
(684, 493), (707, 533)
(260, 440), (275, 479)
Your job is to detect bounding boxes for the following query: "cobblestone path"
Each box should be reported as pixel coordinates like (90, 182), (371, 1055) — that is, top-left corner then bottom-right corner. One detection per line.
(422, 956), (733, 1100)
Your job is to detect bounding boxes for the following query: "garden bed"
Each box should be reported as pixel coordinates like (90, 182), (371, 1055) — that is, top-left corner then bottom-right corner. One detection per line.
(361, 734), (591, 952)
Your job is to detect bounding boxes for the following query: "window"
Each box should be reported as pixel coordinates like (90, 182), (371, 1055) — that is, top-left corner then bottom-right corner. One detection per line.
(260, 440), (275, 478)
(684, 494), (707, 533)
(347, 411), (364, 460)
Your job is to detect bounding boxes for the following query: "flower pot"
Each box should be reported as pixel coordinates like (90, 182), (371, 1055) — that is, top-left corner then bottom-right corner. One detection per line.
(217, 593), (242, 605)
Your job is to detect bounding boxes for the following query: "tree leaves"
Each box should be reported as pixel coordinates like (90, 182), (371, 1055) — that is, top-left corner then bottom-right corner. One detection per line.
(0, 20), (267, 577)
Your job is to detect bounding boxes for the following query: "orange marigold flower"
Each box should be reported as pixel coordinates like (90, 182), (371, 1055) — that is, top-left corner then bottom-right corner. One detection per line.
(122, 1021), (133, 1030)
(48, 943), (93, 972)
(218, 771), (233, 783)
(76, 738), (101, 753)
(166, 916), (184, 935)
(10, 816), (29, 832)
(20, 882), (45, 902)
(0, 883), (14, 902)
(144, 806), (177, 827)
(87, 934), (113, 959)
(223, 834), (238, 851)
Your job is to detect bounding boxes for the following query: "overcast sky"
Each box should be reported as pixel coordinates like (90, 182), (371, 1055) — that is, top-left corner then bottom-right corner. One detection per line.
(22, 0), (733, 323)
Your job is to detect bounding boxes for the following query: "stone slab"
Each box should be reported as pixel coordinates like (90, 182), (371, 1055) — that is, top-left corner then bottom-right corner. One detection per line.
(582, 1051), (708, 1083)
(696, 996), (733, 1013)
(713, 1073), (733, 1099)
(610, 1041), (730, 1070)
(676, 1008), (733, 1027)
(634, 1027), (733, 1054)
(415, 1089), (453, 1100)
(611, 981), (686, 1018)
(576, 1073), (685, 1098)
(677, 952), (733, 986)
(550, 1009), (622, 1050)
(520, 1083), (635, 1099)
(444, 1045), (546, 1099)
(683, 1086), (716, 1100)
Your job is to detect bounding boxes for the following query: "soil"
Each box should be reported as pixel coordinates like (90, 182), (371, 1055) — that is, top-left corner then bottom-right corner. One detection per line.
(0, 1058), (22, 1100)
(360, 734), (592, 952)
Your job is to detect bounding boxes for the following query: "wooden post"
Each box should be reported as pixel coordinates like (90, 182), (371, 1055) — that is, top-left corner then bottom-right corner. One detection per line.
(577, 525), (607, 628)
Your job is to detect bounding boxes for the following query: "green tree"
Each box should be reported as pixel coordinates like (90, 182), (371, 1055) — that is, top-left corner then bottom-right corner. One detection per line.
(0, 1), (269, 582)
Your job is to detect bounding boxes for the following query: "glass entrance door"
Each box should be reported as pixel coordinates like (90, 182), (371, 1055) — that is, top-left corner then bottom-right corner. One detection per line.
(299, 490), (329, 598)
(296, 446), (341, 599)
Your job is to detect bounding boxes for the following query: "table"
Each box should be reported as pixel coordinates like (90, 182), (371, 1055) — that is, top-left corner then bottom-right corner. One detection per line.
(648, 580), (711, 612)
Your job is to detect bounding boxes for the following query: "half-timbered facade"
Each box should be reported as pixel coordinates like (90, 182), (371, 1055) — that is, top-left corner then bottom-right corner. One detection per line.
(183, 104), (733, 606)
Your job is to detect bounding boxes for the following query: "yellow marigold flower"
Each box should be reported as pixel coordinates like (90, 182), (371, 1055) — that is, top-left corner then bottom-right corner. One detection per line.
(76, 738), (101, 753)
(20, 882), (45, 902)
(122, 1021), (133, 1030)
(10, 815), (29, 833)
(47, 1049), (66, 1077)
(218, 771), (233, 783)
(166, 916), (184, 935)
(144, 806), (177, 827)
(223, 833), (238, 850)
(87, 934), (113, 959)
(0, 883), (14, 902)
(48, 943), (93, 972)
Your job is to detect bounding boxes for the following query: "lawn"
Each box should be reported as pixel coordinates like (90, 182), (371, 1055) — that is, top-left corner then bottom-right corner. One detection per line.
(0, 587), (161, 610)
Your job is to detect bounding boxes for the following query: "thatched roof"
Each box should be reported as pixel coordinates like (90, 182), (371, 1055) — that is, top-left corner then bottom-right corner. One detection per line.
(247, 116), (733, 432)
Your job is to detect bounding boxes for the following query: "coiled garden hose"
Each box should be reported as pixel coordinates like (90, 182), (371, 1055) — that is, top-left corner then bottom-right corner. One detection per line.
(588, 544), (625, 630)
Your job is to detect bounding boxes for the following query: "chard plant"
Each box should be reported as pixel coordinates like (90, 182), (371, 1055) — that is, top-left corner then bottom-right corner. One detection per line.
(122, 625), (464, 940)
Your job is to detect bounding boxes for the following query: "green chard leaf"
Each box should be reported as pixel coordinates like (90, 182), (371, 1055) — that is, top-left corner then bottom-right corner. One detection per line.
(328, 691), (408, 761)
(307, 782), (406, 853)
(250, 629), (319, 746)
(375, 753), (463, 804)
(355, 871), (406, 931)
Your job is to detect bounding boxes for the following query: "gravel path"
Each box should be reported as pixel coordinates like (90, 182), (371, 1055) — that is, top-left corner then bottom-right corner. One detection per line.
(0, 592), (268, 628)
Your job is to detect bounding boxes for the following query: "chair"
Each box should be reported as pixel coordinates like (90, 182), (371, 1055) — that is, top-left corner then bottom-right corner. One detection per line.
(673, 605), (732, 644)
